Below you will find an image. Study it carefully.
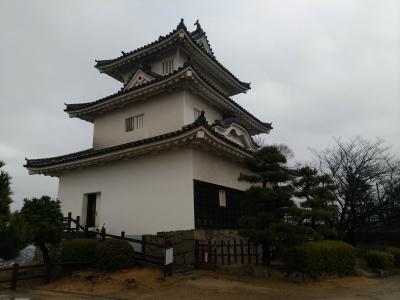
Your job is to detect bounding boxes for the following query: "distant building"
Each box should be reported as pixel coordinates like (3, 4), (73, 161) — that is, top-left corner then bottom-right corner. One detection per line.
(25, 20), (272, 235)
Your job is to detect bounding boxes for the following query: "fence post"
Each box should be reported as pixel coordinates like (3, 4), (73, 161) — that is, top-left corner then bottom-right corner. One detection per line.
(121, 231), (125, 239)
(255, 242), (258, 265)
(207, 239), (211, 265)
(213, 240), (218, 266)
(247, 241), (251, 264)
(194, 240), (199, 268)
(240, 240), (244, 264)
(11, 263), (19, 291)
(220, 240), (224, 265)
(233, 239), (237, 264)
(44, 263), (51, 284)
(67, 212), (72, 232)
(75, 216), (80, 232)
(101, 226), (106, 241)
(227, 240), (231, 265)
(142, 235), (146, 259)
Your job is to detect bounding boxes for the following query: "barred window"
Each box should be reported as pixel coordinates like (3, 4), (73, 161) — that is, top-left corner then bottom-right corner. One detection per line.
(218, 189), (226, 207)
(125, 114), (144, 132)
(162, 58), (174, 75)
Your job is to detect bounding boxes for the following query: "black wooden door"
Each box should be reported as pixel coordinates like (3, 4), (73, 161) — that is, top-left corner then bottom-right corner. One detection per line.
(86, 193), (96, 227)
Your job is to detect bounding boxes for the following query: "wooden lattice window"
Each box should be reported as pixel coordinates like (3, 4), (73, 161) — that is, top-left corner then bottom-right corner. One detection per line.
(125, 114), (144, 132)
(162, 58), (174, 75)
(194, 180), (244, 229)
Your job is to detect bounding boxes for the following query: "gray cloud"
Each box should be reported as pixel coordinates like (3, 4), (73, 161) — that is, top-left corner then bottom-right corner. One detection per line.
(0, 0), (399, 210)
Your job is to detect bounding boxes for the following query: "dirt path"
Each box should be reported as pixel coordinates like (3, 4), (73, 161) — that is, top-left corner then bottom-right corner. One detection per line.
(2, 270), (400, 300)
(120, 272), (400, 300)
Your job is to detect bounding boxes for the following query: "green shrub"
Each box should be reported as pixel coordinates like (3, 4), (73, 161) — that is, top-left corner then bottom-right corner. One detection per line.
(385, 247), (400, 267)
(94, 239), (135, 271)
(317, 226), (338, 240)
(284, 240), (356, 277)
(60, 238), (98, 263)
(366, 250), (394, 270)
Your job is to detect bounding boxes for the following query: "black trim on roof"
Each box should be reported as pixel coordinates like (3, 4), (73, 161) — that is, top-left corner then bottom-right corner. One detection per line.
(65, 63), (188, 112)
(190, 20), (215, 57)
(65, 61), (272, 133)
(94, 19), (250, 90)
(24, 112), (250, 170)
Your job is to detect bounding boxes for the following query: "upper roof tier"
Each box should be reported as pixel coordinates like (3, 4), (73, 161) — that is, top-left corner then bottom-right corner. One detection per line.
(65, 62), (272, 135)
(94, 19), (250, 97)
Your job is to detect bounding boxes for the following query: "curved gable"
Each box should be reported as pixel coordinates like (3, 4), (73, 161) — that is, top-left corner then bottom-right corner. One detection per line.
(213, 123), (259, 151)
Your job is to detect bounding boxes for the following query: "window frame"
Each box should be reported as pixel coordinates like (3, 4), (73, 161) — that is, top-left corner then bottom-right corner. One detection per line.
(218, 189), (227, 207)
(125, 114), (144, 132)
(162, 58), (174, 75)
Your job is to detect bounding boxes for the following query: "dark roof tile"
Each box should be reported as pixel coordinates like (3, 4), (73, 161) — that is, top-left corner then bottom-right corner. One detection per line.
(94, 19), (249, 89)
(65, 62), (271, 133)
(25, 113), (250, 169)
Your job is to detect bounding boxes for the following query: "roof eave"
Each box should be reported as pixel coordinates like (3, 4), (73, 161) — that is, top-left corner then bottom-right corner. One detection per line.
(94, 27), (250, 94)
(25, 125), (252, 176)
(65, 66), (270, 133)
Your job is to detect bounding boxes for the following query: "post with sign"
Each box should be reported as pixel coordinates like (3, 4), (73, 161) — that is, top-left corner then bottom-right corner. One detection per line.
(164, 240), (173, 278)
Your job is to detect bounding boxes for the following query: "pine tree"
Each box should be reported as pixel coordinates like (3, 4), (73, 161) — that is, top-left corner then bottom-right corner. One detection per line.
(21, 196), (64, 264)
(0, 161), (12, 216)
(239, 146), (315, 265)
(0, 161), (30, 260)
(294, 166), (338, 238)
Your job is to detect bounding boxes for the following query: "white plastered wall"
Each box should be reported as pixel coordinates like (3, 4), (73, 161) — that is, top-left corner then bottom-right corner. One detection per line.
(192, 148), (253, 191)
(57, 147), (254, 235)
(58, 148), (195, 235)
(183, 91), (222, 125)
(92, 91), (185, 149)
(92, 90), (224, 150)
(149, 48), (188, 75)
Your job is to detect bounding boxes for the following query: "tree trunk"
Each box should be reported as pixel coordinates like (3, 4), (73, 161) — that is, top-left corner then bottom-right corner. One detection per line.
(38, 243), (50, 265)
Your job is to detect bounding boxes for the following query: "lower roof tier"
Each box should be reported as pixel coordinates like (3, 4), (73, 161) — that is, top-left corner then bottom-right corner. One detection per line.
(25, 114), (256, 177)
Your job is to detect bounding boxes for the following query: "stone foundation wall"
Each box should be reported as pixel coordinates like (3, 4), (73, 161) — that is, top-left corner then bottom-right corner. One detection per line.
(143, 230), (195, 266)
(142, 229), (248, 266)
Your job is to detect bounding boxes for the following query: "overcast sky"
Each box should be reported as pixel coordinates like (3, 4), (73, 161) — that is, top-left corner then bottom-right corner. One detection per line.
(0, 0), (399, 210)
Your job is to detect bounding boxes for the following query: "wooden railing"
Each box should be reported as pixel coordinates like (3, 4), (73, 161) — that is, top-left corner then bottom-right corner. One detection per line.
(62, 213), (167, 266)
(0, 261), (91, 291)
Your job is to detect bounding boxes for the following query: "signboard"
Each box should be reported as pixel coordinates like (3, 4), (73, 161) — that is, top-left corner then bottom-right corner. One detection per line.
(164, 247), (174, 265)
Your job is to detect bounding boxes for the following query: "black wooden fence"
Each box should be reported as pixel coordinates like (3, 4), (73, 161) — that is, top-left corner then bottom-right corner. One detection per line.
(62, 213), (167, 266)
(194, 239), (262, 269)
(0, 261), (91, 291)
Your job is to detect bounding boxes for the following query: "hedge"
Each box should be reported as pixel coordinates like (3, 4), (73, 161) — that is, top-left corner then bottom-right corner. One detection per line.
(357, 245), (400, 268)
(366, 250), (394, 270)
(60, 238), (98, 263)
(385, 247), (400, 267)
(94, 239), (135, 271)
(284, 240), (356, 277)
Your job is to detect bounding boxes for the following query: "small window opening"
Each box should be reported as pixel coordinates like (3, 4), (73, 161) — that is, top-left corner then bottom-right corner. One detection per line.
(125, 114), (144, 132)
(162, 58), (174, 75)
(218, 189), (226, 207)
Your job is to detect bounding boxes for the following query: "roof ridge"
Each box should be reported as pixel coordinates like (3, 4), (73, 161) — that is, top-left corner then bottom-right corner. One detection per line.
(95, 19), (186, 67)
(94, 19), (249, 89)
